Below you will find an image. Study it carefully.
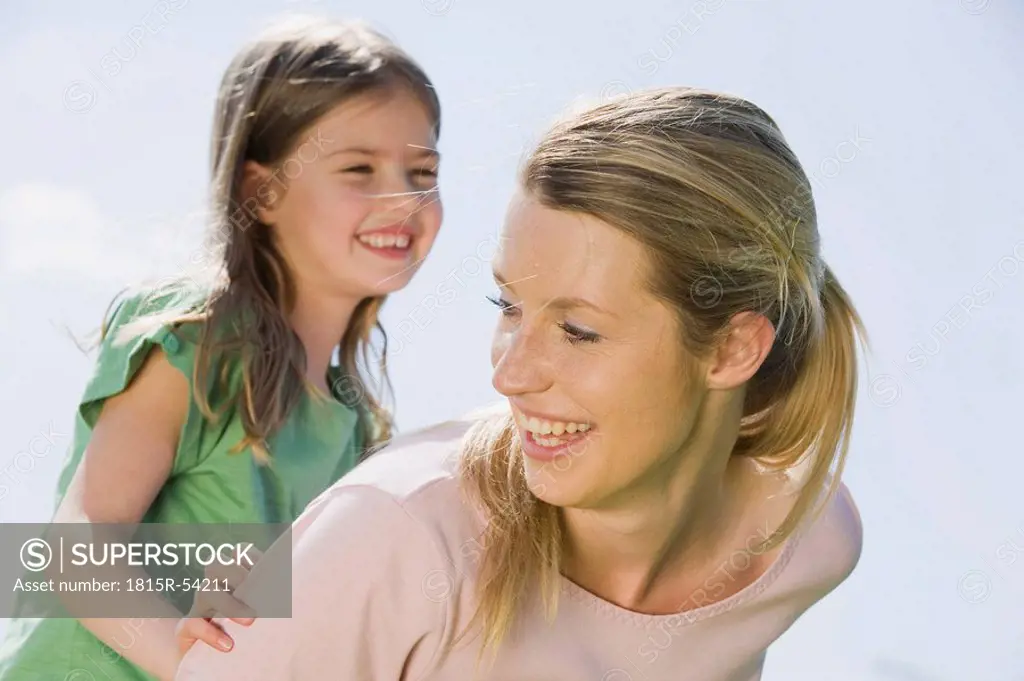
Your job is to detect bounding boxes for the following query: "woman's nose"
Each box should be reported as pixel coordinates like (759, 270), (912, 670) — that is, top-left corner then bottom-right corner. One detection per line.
(491, 327), (550, 397)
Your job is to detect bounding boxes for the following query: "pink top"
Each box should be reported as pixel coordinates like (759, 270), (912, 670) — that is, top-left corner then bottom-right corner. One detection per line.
(176, 417), (863, 681)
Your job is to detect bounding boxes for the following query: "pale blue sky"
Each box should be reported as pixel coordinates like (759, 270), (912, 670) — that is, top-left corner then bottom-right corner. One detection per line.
(1, 0), (1022, 678)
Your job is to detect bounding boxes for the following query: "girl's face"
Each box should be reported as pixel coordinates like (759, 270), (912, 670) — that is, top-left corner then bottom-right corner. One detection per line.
(489, 191), (709, 509)
(249, 86), (442, 299)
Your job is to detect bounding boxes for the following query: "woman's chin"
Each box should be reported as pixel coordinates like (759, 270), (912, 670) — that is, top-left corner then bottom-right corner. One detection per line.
(523, 462), (586, 508)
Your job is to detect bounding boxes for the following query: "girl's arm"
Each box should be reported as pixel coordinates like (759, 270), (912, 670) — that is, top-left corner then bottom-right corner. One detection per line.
(175, 485), (453, 680)
(51, 346), (216, 680)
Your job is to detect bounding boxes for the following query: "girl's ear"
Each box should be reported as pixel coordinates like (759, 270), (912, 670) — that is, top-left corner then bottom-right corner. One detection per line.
(239, 161), (281, 227)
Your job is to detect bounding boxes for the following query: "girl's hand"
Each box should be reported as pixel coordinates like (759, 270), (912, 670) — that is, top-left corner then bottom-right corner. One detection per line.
(174, 613), (254, 655)
(175, 548), (262, 655)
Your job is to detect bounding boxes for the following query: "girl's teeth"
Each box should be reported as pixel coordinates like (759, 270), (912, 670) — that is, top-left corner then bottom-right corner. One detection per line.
(358, 233), (412, 249)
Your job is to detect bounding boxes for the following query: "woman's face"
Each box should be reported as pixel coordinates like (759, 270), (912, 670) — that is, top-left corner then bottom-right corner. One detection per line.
(490, 191), (709, 509)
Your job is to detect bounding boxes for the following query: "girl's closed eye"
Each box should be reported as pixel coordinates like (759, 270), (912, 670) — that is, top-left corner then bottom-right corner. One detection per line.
(339, 165), (437, 188)
(411, 167), (439, 187)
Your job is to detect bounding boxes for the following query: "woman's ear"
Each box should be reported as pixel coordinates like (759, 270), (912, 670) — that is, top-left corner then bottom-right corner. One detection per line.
(704, 311), (775, 390)
(239, 161), (280, 227)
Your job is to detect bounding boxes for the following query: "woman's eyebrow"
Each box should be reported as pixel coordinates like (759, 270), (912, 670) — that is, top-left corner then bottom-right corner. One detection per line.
(492, 270), (617, 318)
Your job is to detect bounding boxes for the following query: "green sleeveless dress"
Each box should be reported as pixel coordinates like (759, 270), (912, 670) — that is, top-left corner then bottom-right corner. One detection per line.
(0, 285), (368, 680)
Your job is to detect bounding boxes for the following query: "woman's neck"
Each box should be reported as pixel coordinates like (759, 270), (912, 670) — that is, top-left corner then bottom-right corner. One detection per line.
(559, 399), (771, 614)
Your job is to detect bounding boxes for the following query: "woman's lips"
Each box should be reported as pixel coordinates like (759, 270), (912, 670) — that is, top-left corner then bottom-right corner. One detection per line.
(519, 424), (594, 463)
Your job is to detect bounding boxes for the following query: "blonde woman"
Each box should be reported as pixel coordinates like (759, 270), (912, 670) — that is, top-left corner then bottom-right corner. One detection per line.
(176, 87), (864, 681)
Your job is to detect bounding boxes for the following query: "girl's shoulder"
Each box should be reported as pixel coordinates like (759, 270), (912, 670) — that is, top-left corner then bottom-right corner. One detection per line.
(79, 280), (212, 426)
(105, 279), (210, 326)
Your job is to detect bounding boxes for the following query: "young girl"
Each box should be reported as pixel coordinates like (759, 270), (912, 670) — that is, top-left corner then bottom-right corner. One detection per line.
(176, 86), (864, 681)
(0, 15), (443, 681)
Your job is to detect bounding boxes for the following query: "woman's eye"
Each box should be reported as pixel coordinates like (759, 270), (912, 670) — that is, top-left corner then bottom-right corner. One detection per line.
(558, 322), (601, 346)
(342, 165), (373, 174)
(486, 295), (519, 319)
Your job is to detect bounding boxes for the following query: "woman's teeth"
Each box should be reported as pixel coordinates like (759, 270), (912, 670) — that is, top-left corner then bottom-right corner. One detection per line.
(357, 233), (411, 249)
(526, 417), (590, 435)
(524, 417), (591, 447)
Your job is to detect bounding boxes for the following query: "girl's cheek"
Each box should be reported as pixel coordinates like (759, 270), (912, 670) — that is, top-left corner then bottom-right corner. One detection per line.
(313, 189), (367, 230)
(426, 200), (444, 232)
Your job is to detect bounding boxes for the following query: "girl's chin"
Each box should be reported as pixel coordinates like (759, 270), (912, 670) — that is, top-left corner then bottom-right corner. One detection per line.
(325, 264), (418, 297)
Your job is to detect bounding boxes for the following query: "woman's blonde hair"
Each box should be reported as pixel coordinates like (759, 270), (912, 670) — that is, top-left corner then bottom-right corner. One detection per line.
(458, 87), (866, 655)
(103, 16), (441, 459)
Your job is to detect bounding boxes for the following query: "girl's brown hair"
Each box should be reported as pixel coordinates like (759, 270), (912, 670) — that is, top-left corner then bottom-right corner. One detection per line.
(458, 87), (866, 655)
(110, 16), (441, 459)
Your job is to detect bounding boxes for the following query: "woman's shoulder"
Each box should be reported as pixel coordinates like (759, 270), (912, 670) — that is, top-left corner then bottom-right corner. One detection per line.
(303, 412), (487, 532)
(339, 418), (471, 492)
(261, 414), (490, 611)
(812, 481), (864, 579)
(769, 480), (864, 605)
(337, 403), (511, 495)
